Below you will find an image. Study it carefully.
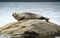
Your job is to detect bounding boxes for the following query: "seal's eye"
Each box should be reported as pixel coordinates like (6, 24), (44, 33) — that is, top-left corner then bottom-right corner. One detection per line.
(20, 17), (25, 20)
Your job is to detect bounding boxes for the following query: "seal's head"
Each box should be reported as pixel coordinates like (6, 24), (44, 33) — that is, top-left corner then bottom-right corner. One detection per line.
(12, 13), (26, 21)
(12, 13), (18, 17)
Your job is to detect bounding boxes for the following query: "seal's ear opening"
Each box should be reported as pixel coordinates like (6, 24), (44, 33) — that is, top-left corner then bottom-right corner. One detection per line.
(23, 31), (39, 38)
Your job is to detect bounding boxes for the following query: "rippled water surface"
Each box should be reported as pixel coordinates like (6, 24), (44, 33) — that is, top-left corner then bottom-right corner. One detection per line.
(0, 2), (60, 27)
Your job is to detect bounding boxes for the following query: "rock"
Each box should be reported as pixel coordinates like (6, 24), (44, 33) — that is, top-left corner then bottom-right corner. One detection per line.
(0, 19), (60, 38)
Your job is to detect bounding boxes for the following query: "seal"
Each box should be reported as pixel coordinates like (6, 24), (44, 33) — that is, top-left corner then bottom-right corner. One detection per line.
(12, 12), (49, 22)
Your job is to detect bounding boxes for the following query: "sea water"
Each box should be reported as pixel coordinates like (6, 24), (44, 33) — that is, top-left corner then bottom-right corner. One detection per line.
(0, 2), (60, 38)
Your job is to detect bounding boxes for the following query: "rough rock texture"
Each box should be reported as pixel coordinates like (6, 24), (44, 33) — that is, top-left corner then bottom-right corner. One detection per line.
(0, 19), (60, 38)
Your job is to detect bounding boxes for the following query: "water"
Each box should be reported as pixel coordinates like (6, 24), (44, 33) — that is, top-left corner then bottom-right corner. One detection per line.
(0, 2), (60, 38)
(0, 2), (60, 27)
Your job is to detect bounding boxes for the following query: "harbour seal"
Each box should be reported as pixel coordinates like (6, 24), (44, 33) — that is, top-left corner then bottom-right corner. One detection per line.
(12, 12), (49, 22)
